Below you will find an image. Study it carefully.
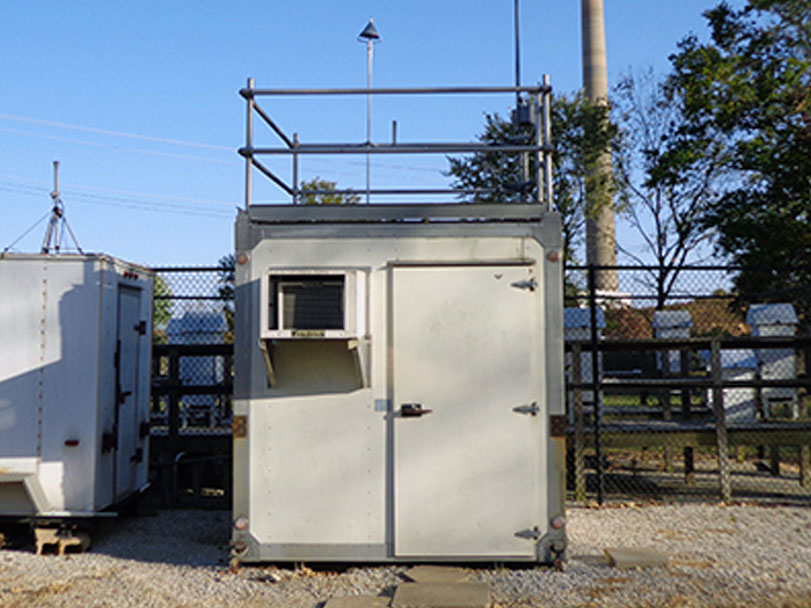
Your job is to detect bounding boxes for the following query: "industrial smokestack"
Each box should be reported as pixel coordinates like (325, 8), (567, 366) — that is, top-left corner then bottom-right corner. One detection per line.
(581, 0), (618, 293)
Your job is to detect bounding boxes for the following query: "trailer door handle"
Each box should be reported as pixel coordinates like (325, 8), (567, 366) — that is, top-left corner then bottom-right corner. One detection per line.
(401, 403), (432, 417)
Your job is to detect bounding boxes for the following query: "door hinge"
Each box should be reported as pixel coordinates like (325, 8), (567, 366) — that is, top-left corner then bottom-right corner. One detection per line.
(515, 527), (541, 540)
(134, 320), (147, 335)
(513, 402), (539, 416)
(510, 278), (537, 291)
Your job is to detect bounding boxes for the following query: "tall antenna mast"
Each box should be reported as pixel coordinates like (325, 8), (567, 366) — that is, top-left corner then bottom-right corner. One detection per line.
(514, 0), (521, 108)
(42, 161), (83, 254)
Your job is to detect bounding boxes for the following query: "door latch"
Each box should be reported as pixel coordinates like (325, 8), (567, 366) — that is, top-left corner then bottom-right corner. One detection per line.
(515, 527), (541, 540)
(510, 278), (537, 291)
(401, 403), (433, 418)
(513, 402), (540, 416)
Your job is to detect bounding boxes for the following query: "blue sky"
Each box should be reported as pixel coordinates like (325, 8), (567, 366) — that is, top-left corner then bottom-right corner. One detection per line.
(0, 1), (738, 267)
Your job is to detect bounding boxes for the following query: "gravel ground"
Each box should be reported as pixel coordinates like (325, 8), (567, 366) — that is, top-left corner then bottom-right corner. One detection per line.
(1, 504), (811, 607)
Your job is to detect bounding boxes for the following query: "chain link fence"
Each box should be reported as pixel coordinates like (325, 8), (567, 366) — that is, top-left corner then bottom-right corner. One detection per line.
(150, 266), (233, 508)
(147, 264), (811, 506)
(564, 265), (811, 505)
(152, 266), (233, 429)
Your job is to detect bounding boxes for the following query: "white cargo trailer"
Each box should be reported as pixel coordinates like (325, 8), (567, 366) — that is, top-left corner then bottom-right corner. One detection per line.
(231, 204), (567, 564)
(0, 254), (153, 518)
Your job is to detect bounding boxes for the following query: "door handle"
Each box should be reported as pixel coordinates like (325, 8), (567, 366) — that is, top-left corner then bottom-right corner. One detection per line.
(401, 403), (433, 418)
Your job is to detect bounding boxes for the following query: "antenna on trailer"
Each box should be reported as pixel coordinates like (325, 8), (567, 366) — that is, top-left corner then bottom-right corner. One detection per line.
(514, 0), (521, 108)
(508, 0), (535, 202)
(42, 161), (83, 254)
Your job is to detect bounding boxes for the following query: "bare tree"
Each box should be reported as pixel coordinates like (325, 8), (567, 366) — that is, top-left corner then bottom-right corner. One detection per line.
(612, 70), (726, 308)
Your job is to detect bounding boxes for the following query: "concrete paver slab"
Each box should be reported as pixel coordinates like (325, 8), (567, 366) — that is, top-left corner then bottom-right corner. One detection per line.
(324, 595), (390, 608)
(402, 565), (470, 584)
(603, 547), (669, 569)
(392, 582), (490, 608)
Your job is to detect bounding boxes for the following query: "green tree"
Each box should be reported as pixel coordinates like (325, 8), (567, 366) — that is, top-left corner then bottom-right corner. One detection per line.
(152, 274), (173, 344)
(446, 94), (620, 265)
(300, 177), (361, 205)
(218, 253), (235, 344)
(666, 0), (811, 320)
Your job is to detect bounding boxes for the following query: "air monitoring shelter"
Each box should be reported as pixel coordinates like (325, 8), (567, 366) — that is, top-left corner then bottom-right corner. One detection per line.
(231, 80), (567, 563)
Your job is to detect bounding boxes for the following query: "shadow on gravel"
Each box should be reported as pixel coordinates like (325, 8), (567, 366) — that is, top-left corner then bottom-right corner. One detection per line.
(86, 509), (232, 567)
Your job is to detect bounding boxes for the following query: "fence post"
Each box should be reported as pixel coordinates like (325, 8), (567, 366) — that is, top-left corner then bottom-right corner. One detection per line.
(680, 347), (694, 485)
(572, 343), (586, 503)
(587, 265), (604, 505)
(801, 445), (811, 488)
(662, 359), (673, 473)
(711, 339), (732, 501)
(167, 346), (180, 507)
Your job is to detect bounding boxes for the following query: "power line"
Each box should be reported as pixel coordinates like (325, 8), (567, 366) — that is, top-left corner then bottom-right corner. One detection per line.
(0, 127), (238, 166)
(0, 179), (236, 218)
(0, 113), (233, 151)
(0, 115), (451, 176)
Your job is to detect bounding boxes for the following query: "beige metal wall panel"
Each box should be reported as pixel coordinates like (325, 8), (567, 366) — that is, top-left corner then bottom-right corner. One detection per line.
(249, 393), (384, 545)
(0, 259), (46, 462)
(39, 258), (101, 512)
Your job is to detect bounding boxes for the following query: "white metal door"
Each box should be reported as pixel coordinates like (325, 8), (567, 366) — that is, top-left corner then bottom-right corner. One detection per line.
(115, 285), (142, 499)
(392, 265), (541, 558)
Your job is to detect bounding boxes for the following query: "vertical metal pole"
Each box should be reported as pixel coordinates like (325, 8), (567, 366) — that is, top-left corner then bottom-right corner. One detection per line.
(52, 160), (60, 201)
(588, 265), (604, 504)
(535, 92), (543, 205)
(513, 0), (527, 203)
(244, 78), (255, 210)
(543, 75), (553, 212)
(292, 133), (300, 205)
(52, 160), (61, 252)
(42, 161), (61, 253)
(365, 39), (373, 205)
(168, 346), (180, 507)
(572, 343), (586, 503)
(514, 0), (521, 109)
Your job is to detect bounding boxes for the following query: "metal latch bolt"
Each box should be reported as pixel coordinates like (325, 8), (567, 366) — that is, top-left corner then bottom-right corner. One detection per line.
(513, 402), (540, 416)
(510, 278), (537, 291)
(401, 403), (433, 418)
